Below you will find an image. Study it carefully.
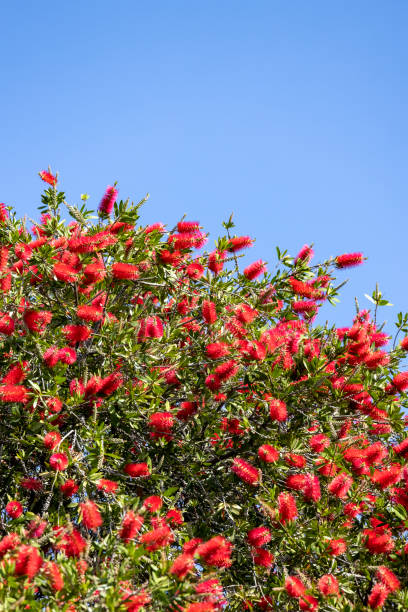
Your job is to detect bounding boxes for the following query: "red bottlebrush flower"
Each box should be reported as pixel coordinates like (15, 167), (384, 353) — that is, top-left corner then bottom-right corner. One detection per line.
(159, 249), (182, 266)
(371, 464), (401, 489)
(170, 553), (194, 579)
(42, 346), (60, 367)
(165, 509), (183, 525)
(244, 260), (267, 280)
(365, 442), (388, 466)
(392, 371), (408, 392)
(285, 453), (306, 468)
(58, 346), (77, 365)
(14, 242), (32, 262)
(46, 397), (62, 414)
(121, 587), (152, 612)
(24, 309), (52, 333)
(97, 479), (118, 494)
(309, 433), (330, 453)
(80, 500), (102, 530)
(145, 222), (165, 234)
(185, 604), (215, 612)
(327, 539), (347, 556)
(98, 185), (118, 216)
(83, 261), (106, 283)
(0, 384), (28, 403)
(2, 362), (28, 385)
(269, 398), (288, 422)
(303, 474), (321, 502)
(25, 518), (47, 539)
(49, 453), (68, 471)
(124, 462), (150, 478)
(0, 272), (11, 293)
(367, 583), (390, 609)
(206, 342), (230, 359)
(77, 304), (103, 322)
(185, 262), (205, 279)
(286, 474), (307, 490)
(119, 511), (144, 543)
(335, 252), (364, 268)
(143, 495), (163, 513)
(60, 479), (79, 497)
(239, 339), (266, 361)
(183, 538), (203, 555)
(43, 561), (64, 591)
(364, 351), (390, 369)
(285, 576), (306, 598)
(138, 315), (164, 340)
(343, 503), (360, 519)
(44, 431), (61, 449)
(0, 312), (14, 335)
(149, 412), (174, 433)
(227, 236), (254, 252)
(318, 574), (339, 596)
(111, 262), (139, 280)
(21, 478), (43, 491)
(85, 375), (103, 397)
(205, 373), (222, 391)
(202, 300), (217, 324)
(401, 336), (408, 350)
(0, 533), (20, 557)
(226, 316), (247, 339)
(176, 401), (198, 420)
(295, 244), (314, 264)
(253, 548), (274, 568)
(208, 249), (226, 274)
(0, 203), (8, 223)
(196, 536), (233, 568)
(39, 170), (57, 186)
(231, 457), (260, 486)
(14, 545), (43, 578)
(258, 444), (279, 463)
(278, 492), (298, 523)
(0, 247), (9, 270)
(53, 262), (78, 283)
(177, 220), (200, 233)
(70, 378), (85, 396)
(376, 566), (400, 592)
(292, 300), (318, 314)
(328, 473), (353, 499)
(235, 303), (258, 324)
(394, 437), (408, 457)
(100, 371), (123, 396)
(365, 530), (394, 554)
(214, 359), (239, 381)
(140, 526), (174, 551)
(58, 528), (87, 557)
(62, 324), (92, 345)
(247, 526), (271, 547)
(289, 277), (322, 299)
(6, 500), (23, 519)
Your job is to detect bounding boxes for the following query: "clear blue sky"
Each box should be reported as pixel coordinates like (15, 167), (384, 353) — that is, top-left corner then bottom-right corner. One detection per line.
(1, 1), (407, 333)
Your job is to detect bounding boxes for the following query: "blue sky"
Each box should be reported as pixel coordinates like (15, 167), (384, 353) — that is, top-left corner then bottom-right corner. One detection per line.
(1, 1), (407, 334)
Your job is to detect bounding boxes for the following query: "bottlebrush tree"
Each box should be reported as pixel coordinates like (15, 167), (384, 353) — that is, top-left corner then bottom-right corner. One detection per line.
(0, 170), (407, 611)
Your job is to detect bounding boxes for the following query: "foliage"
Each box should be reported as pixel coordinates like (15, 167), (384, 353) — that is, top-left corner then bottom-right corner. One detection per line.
(0, 170), (406, 610)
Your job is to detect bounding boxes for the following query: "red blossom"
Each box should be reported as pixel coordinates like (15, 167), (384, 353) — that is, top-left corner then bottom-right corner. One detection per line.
(49, 453), (68, 471)
(98, 185), (118, 216)
(80, 500), (103, 530)
(39, 170), (57, 186)
(335, 252), (364, 268)
(231, 457), (260, 486)
(6, 500), (23, 519)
